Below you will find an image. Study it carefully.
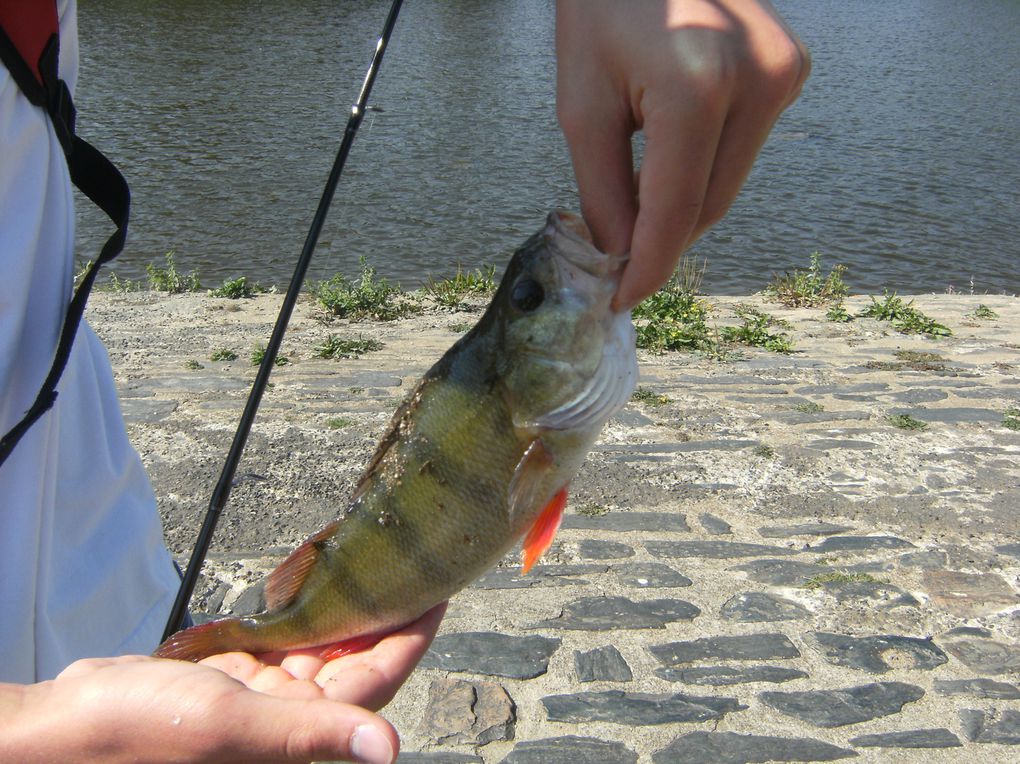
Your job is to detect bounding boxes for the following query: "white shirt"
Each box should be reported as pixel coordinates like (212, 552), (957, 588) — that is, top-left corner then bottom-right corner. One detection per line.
(0, 0), (180, 682)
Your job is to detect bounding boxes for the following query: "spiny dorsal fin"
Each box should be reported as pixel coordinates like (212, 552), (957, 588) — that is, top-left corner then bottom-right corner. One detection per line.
(264, 520), (339, 611)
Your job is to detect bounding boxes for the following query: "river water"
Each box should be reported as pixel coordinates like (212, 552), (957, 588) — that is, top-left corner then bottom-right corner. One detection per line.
(74, 0), (1020, 295)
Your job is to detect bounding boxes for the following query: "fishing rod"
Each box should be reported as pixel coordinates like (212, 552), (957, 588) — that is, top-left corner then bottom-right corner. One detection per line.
(163, 0), (405, 641)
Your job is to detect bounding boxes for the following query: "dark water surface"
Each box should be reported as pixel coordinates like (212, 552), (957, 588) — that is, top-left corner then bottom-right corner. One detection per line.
(75, 0), (1020, 295)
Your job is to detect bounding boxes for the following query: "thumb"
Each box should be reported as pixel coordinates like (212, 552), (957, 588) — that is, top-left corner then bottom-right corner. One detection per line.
(220, 693), (399, 764)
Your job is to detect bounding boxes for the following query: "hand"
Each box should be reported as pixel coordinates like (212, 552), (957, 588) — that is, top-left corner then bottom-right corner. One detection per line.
(556, 0), (810, 310)
(1, 603), (446, 764)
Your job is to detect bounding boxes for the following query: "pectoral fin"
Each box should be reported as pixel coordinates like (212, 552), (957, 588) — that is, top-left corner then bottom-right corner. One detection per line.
(507, 438), (555, 527)
(264, 520), (340, 611)
(521, 486), (568, 574)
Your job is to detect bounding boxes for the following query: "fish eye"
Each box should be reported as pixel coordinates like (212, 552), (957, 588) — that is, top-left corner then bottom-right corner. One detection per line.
(511, 278), (545, 312)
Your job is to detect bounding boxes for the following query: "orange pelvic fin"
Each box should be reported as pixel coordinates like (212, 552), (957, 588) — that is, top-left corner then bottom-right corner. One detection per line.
(521, 486), (568, 574)
(319, 632), (387, 661)
(264, 520), (339, 611)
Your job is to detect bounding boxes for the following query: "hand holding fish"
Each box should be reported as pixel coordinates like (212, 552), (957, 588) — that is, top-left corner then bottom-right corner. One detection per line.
(0, 603), (444, 764)
(556, 0), (810, 310)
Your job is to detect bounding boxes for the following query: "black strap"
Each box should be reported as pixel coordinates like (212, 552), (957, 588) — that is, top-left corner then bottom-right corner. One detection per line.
(0, 19), (131, 466)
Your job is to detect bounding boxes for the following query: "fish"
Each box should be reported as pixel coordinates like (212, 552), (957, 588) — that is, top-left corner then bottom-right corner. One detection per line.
(155, 209), (637, 661)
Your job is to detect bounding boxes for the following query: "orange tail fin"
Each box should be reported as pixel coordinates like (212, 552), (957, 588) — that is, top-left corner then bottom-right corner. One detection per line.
(521, 486), (568, 574)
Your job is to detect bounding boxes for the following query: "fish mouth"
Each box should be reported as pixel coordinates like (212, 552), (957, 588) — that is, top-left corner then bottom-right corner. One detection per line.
(542, 210), (628, 282)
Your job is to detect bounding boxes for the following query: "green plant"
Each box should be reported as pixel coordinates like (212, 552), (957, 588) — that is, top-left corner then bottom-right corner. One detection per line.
(1003, 408), (1020, 431)
(252, 345), (289, 366)
(794, 401), (824, 414)
(210, 276), (268, 299)
(314, 258), (419, 321)
(210, 348), (238, 362)
(106, 272), (143, 292)
(766, 252), (848, 307)
(314, 335), (384, 360)
(803, 571), (883, 589)
(894, 350), (944, 363)
(448, 322), (473, 334)
(633, 267), (718, 354)
(754, 444), (776, 458)
(184, 359), (204, 370)
(826, 302), (853, 323)
(887, 413), (928, 431)
(425, 265), (497, 307)
(720, 307), (794, 353)
(325, 416), (355, 429)
(859, 291), (951, 337)
(147, 251), (201, 293)
(576, 503), (610, 517)
(631, 387), (671, 407)
(973, 304), (998, 320)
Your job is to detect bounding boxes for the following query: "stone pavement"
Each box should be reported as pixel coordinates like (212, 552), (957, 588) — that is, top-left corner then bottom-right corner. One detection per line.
(88, 292), (1020, 762)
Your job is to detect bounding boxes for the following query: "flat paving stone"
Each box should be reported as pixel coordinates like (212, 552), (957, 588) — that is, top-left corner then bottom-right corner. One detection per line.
(647, 540), (798, 559)
(818, 580), (920, 609)
(759, 682), (925, 727)
(420, 678), (516, 745)
(119, 398), (180, 424)
(613, 563), (693, 589)
(849, 728), (962, 749)
(542, 690), (745, 725)
(650, 633), (800, 666)
(796, 382), (890, 395)
(961, 708), (1020, 744)
(888, 406), (1003, 424)
(699, 512), (732, 535)
(655, 665), (808, 686)
(652, 731), (856, 763)
(397, 754), (483, 763)
(574, 646), (633, 683)
(561, 511), (690, 532)
(577, 539), (635, 560)
(470, 564), (605, 590)
(935, 678), (1020, 699)
(940, 635), (1020, 674)
(808, 632), (948, 673)
(923, 569), (1020, 617)
(805, 535), (915, 553)
(720, 592), (811, 622)
(995, 542), (1020, 560)
(500, 736), (637, 764)
(421, 633), (560, 679)
(804, 438), (876, 450)
(888, 388), (950, 403)
(533, 596), (700, 631)
(729, 559), (829, 585)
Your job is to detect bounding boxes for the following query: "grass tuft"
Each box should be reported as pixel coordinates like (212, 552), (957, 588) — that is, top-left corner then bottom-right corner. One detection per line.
(252, 345), (289, 366)
(859, 291), (951, 337)
(209, 276), (269, 299)
(803, 571), (883, 589)
(147, 251), (201, 294)
(314, 258), (420, 321)
(425, 265), (497, 308)
(972, 304), (998, 320)
(720, 307), (794, 353)
(766, 252), (848, 307)
(314, 335), (384, 360)
(633, 261), (718, 355)
(631, 388), (671, 407)
(887, 413), (928, 431)
(210, 348), (238, 362)
(1003, 408), (1020, 431)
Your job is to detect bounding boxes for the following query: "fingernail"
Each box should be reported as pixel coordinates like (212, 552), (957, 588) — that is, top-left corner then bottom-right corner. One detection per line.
(351, 724), (394, 764)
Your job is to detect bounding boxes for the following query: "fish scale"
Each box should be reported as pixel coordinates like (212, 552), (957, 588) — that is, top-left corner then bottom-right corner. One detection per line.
(155, 210), (637, 661)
